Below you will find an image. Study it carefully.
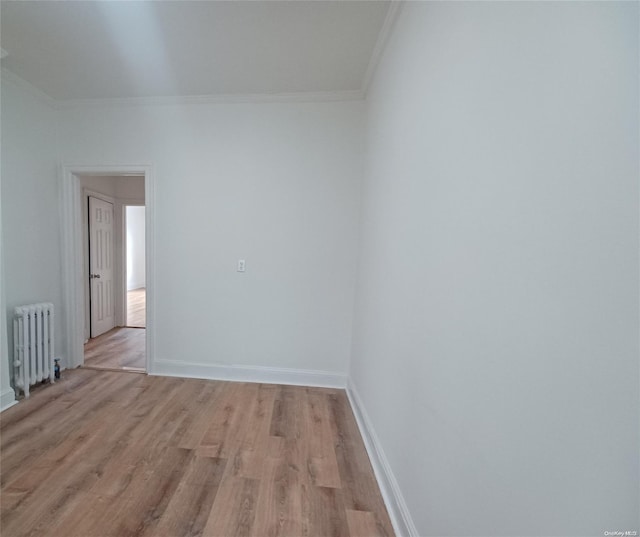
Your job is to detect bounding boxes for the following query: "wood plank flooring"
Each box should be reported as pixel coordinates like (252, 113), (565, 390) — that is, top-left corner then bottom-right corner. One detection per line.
(84, 327), (145, 371)
(127, 287), (146, 328)
(0, 369), (394, 537)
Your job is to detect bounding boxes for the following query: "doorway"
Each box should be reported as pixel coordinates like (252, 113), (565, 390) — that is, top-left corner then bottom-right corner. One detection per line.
(125, 205), (146, 328)
(61, 165), (155, 373)
(77, 174), (147, 373)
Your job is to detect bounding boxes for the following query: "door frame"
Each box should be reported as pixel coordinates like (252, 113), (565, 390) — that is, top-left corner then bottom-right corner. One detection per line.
(60, 164), (155, 372)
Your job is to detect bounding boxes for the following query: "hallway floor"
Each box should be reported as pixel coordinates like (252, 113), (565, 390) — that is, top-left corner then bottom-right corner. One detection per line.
(84, 327), (145, 372)
(127, 287), (145, 327)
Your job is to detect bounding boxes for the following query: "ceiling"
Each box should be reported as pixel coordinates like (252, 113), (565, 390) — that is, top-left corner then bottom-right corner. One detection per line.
(0, 1), (392, 102)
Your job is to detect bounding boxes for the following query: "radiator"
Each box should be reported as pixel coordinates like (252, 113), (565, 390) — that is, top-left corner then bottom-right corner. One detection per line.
(13, 303), (55, 398)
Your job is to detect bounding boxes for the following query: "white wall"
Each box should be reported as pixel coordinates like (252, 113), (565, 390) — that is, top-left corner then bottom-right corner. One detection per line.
(126, 206), (145, 290)
(0, 75), (65, 375)
(0, 163), (16, 410)
(58, 100), (363, 377)
(115, 176), (145, 201)
(351, 2), (639, 536)
(78, 175), (145, 201)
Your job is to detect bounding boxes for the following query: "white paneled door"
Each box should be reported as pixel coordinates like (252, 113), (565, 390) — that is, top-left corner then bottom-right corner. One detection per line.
(89, 196), (115, 337)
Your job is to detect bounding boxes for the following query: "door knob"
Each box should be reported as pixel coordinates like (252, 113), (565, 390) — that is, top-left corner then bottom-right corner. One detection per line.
(90, 274), (101, 279)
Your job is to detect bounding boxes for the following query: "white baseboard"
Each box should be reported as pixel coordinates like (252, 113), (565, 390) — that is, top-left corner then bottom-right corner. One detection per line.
(1, 387), (17, 412)
(151, 359), (347, 389)
(346, 378), (418, 537)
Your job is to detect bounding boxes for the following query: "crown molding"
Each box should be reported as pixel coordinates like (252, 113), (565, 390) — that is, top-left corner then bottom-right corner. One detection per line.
(55, 89), (364, 109)
(0, 67), (58, 109)
(1, 67), (364, 108)
(361, 0), (405, 97)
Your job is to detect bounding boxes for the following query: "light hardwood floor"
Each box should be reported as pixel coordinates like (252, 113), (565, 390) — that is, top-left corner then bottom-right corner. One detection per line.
(0, 369), (394, 537)
(84, 327), (145, 371)
(127, 287), (146, 328)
